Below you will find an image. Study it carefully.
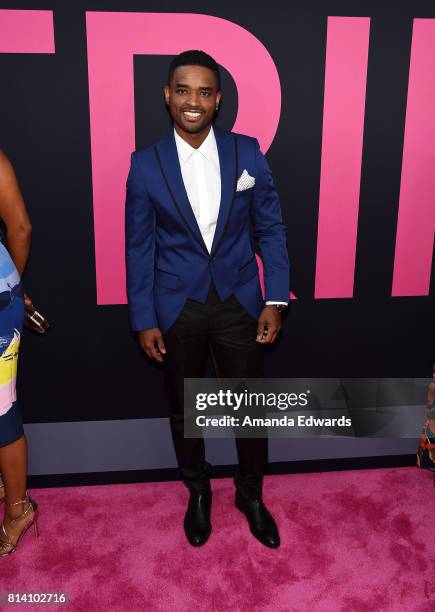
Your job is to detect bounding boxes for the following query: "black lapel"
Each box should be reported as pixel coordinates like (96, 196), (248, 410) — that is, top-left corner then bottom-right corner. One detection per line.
(155, 131), (209, 254)
(210, 127), (238, 257)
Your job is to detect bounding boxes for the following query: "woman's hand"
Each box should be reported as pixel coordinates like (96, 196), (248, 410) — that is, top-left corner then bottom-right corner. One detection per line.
(23, 293), (33, 309)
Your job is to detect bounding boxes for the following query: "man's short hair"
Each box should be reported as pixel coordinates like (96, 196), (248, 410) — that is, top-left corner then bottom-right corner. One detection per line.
(167, 50), (221, 90)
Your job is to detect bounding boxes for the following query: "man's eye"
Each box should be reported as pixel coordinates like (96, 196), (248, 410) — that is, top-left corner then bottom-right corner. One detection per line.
(200, 91), (211, 96)
(176, 89), (187, 94)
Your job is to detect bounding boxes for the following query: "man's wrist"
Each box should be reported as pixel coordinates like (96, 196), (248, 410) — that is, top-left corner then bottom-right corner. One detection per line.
(265, 301), (288, 313)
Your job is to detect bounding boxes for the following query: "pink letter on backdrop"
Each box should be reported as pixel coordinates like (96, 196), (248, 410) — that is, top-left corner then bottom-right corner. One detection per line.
(86, 12), (281, 305)
(392, 19), (435, 297)
(0, 10), (54, 53)
(315, 16), (370, 298)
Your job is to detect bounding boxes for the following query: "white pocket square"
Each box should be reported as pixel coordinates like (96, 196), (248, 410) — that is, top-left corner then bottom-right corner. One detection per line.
(236, 169), (255, 192)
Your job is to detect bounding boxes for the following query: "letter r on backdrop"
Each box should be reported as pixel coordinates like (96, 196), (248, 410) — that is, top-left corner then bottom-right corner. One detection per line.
(86, 12), (282, 305)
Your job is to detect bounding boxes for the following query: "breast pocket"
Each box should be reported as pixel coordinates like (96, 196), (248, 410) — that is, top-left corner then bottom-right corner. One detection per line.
(235, 186), (254, 199)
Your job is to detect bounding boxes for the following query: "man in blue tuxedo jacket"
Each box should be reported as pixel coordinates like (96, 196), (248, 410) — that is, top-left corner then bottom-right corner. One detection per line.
(126, 51), (289, 548)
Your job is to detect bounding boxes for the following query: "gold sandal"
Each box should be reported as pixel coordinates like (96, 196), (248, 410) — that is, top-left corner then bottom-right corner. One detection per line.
(0, 492), (39, 557)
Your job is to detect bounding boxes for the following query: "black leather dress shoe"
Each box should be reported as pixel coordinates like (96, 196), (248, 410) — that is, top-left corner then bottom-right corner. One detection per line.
(184, 491), (212, 546)
(235, 490), (280, 548)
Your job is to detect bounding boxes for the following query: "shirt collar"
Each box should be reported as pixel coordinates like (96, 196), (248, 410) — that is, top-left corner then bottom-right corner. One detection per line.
(174, 126), (217, 162)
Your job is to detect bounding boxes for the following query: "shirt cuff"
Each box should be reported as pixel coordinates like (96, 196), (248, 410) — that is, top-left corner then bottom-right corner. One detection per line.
(265, 301), (288, 306)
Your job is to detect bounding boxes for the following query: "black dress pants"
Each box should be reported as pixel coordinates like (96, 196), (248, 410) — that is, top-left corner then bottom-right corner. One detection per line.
(163, 283), (267, 499)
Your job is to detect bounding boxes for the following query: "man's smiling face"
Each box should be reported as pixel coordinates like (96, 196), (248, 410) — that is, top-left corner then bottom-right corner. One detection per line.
(164, 64), (221, 141)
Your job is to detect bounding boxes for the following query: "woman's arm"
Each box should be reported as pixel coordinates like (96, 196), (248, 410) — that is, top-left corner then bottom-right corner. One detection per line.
(0, 151), (32, 276)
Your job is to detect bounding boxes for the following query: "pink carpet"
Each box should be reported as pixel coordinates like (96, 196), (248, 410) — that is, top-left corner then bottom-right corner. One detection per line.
(0, 467), (434, 611)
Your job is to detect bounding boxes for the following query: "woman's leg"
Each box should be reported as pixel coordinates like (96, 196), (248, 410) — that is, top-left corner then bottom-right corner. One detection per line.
(0, 435), (34, 546)
(0, 435), (27, 510)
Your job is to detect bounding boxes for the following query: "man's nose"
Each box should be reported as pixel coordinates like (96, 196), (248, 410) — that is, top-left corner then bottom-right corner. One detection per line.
(186, 92), (201, 106)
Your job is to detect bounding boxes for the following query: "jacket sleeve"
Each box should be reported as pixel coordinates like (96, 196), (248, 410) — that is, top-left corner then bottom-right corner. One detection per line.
(125, 152), (158, 331)
(251, 139), (290, 303)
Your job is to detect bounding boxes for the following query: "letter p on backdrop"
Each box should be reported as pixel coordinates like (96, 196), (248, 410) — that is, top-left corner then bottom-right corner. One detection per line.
(86, 12), (282, 305)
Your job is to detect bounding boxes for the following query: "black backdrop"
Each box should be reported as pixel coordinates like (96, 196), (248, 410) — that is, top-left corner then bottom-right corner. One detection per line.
(0, 0), (433, 425)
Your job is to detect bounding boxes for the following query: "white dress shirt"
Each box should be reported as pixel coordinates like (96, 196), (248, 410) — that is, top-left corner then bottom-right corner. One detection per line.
(174, 127), (287, 307)
(174, 126), (220, 254)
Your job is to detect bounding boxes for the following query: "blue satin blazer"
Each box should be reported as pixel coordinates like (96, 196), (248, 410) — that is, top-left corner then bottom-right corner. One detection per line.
(125, 126), (290, 333)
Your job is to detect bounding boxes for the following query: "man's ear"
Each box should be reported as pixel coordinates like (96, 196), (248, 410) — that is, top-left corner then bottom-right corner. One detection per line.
(216, 91), (222, 107)
(163, 85), (170, 105)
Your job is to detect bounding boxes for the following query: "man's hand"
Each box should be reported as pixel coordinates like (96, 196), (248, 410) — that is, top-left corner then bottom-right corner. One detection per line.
(256, 306), (281, 344)
(138, 328), (166, 362)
